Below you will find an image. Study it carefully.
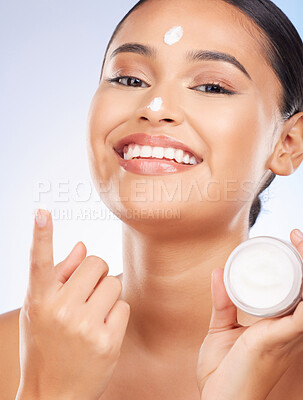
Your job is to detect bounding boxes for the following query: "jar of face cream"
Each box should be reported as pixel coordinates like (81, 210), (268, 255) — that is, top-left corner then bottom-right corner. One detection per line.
(223, 236), (303, 318)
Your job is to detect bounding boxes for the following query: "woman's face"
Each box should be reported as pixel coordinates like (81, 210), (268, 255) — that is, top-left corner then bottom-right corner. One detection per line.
(86, 0), (283, 235)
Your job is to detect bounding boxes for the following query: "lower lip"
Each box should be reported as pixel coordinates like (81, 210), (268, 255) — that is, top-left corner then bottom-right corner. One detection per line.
(114, 151), (200, 175)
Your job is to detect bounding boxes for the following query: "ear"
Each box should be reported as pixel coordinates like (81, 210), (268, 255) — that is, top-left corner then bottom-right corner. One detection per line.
(268, 112), (303, 176)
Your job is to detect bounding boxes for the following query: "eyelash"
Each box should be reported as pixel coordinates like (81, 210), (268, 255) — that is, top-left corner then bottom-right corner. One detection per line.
(106, 75), (235, 95)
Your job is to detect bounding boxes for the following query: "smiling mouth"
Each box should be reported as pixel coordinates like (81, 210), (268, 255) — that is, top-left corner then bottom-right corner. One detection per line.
(115, 143), (202, 166)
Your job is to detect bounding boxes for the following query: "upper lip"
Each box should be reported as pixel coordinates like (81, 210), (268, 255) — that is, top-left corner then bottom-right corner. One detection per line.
(113, 133), (203, 163)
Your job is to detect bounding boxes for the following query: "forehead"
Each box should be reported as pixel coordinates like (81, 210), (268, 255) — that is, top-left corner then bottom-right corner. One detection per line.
(105, 0), (282, 109)
(109, 0), (265, 67)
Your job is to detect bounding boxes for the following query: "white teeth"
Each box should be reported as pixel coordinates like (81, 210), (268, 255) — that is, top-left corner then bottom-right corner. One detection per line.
(125, 146), (132, 160)
(175, 149), (184, 164)
(182, 153), (190, 164)
(122, 144), (199, 165)
(140, 145), (152, 157)
(152, 146), (164, 158)
(164, 147), (175, 160)
(132, 144), (141, 158)
(189, 156), (197, 165)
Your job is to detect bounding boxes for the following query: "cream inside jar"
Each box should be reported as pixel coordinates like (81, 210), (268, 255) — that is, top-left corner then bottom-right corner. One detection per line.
(224, 236), (303, 317)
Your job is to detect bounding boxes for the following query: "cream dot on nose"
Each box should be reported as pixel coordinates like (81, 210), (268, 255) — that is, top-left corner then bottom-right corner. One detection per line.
(164, 26), (183, 45)
(147, 97), (163, 112)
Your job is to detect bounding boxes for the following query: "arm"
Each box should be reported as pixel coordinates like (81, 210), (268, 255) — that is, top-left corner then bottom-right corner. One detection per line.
(0, 308), (21, 400)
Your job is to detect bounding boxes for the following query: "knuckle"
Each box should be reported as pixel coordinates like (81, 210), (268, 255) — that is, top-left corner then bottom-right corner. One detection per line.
(35, 229), (50, 241)
(29, 253), (40, 270)
(29, 252), (51, 271)
(117, 299), (130, 313)
(96, 331), (117, 356)
(85, 255), (109, 274)
(239, 330), (263, 354)
(76, 317), (94, 337)
(105, 276), (122, 293)
(23, 297), (41, 320)
(85, 255), (101, 263)
(23, 295), (52, 325)
(53, 304), (72, 325)
(74, 316), (111, 353)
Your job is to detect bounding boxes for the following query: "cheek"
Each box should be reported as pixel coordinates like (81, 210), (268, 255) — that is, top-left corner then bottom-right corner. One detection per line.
(87, 86), (135, 151)
(87, 87), (132, 145)
(86, 88), (128, 186)
(188, 94), (268, 183)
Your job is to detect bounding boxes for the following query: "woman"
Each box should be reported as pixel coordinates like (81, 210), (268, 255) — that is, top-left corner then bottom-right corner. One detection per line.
(1, 0), (303, 398)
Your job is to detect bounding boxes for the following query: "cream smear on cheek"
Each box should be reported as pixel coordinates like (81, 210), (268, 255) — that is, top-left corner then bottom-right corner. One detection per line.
(147, 97), (163, 111)
(164, 25), (184, 45)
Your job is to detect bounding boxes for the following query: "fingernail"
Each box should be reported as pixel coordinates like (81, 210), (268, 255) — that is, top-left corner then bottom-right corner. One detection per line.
(35, 209), (48, 228)
(294, 229), (303, 240)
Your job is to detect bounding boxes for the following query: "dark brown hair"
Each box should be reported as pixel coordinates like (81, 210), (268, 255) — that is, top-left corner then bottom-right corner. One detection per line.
(100, 0), (303, 229)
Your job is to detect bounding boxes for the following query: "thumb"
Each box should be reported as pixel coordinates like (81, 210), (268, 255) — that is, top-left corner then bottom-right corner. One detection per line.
(54, 241), (87, 284)
(208, 268), (239, 334)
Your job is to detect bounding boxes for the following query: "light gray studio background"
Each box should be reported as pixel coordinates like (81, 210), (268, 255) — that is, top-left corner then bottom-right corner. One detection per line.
(0, 0), (302, 314)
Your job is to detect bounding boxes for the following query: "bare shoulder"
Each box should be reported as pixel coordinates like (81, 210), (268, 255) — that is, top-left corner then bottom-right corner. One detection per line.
(0, 308), (21, 400)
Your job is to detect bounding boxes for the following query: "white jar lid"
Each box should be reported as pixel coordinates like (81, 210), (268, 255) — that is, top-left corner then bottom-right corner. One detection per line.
(223, 236), (303, 317)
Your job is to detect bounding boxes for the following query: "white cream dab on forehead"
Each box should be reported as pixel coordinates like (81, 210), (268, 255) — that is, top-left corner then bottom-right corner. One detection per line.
(147, 97), (163, 111)
(164, 26), (184, 45)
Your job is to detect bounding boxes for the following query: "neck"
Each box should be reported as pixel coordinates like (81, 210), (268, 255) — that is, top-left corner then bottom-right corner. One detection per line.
(119, 219), (249, 360)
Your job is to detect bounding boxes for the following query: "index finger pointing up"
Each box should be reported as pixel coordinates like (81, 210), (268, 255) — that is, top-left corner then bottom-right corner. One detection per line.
(28, 209), (55, 295)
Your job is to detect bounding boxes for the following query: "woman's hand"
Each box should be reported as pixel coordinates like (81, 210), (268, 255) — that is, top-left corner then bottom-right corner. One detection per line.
(16, 209), (130, 400)
(196, 229), (303, 400)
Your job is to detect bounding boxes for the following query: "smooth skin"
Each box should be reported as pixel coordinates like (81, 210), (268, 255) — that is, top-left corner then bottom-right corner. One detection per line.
(86, 0), (303, 397)
(9, 216), (303, 400)
(198, 231), (303, 400)
(1, 0), (303, 399)
(16, 209), (130, 400)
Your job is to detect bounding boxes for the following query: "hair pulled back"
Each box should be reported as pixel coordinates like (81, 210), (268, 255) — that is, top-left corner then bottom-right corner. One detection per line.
(100, 0), (303, 229)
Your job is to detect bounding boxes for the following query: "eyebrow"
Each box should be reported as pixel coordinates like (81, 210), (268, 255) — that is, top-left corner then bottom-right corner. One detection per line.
(109, 42), (252, 81)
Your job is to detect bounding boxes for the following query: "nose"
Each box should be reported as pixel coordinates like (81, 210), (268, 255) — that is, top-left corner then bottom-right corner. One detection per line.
(136, 88), (185, 127)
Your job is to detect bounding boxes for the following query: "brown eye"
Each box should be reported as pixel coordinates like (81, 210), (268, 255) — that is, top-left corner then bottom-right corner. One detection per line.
(107, 75), (149, 88)
(193, 82), (234, 95)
